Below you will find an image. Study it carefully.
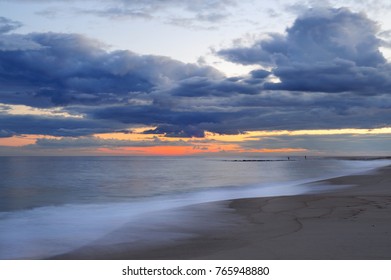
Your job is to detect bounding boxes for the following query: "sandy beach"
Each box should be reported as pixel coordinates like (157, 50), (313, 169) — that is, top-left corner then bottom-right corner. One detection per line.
(53, 164), (391, 260)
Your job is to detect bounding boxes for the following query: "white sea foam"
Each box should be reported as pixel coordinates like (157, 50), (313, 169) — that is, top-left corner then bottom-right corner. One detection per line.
(0, 182), (307, 259)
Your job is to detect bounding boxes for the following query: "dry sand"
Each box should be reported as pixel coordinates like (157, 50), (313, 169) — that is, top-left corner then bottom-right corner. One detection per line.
(53, 165), (391, 260)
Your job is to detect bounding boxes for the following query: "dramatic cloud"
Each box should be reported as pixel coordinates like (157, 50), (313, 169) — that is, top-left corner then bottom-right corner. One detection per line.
(0, 31), (232, 138)
(0, 7), (390, 143)
(0, 32), (221, 108)
(169, 76), (261, 97)
(0, 113), (128, 137)
(218, 7), (391, 94)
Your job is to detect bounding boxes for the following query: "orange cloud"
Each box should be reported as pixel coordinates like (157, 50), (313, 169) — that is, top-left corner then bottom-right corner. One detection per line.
(0, 135), (46, 147)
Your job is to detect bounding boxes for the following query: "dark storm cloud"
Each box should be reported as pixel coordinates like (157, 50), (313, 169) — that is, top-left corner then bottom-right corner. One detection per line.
(169, 76), (260, 97)
(0, 32), (221, 108)
(250, 69), (271, 79)
(0, 114), (127, 137)
(1, 7), (390, 141)
(218, 33), (287, 66)
(0, 30), (230, 138)
(218, 7), (391, 94)
(198, 105), (391, 135)
(89, 104), (236, 137)
(143, 125), (206, 138)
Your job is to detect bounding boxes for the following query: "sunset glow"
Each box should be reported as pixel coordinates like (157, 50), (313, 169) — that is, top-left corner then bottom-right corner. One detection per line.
(0, 2), (390, 156)
(0, 126), (389, 156)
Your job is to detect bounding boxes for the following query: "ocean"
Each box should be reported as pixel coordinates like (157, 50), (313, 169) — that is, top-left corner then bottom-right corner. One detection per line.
(0, 156), (389, 259)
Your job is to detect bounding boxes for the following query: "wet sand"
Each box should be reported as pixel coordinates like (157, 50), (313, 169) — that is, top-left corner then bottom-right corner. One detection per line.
(53, 165), (391, 260)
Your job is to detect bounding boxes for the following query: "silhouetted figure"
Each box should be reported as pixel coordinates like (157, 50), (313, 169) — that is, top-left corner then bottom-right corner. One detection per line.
(288, 157), (290, 160)
(305, 156), (307, 160)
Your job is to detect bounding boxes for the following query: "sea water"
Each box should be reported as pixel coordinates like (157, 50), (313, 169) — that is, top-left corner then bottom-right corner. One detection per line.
(0, 156), (389, 259)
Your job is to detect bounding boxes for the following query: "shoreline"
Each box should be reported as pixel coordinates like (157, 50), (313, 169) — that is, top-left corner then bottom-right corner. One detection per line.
(52, 165), (391, 260)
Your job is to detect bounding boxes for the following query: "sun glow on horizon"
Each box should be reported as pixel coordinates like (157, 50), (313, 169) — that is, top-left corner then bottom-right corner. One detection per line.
(0, 127), (389, 156)
(95, 145), (307, 156)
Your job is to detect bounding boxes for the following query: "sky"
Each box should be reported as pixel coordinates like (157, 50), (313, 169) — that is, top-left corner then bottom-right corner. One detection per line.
(0, 0), (390, 156)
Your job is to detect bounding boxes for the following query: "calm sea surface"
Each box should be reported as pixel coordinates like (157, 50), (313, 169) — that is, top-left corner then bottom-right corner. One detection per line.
(0, 156), (389, 259)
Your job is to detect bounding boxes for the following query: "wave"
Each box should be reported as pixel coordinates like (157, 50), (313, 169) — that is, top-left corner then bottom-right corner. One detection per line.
(0, 158), (389, 259)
